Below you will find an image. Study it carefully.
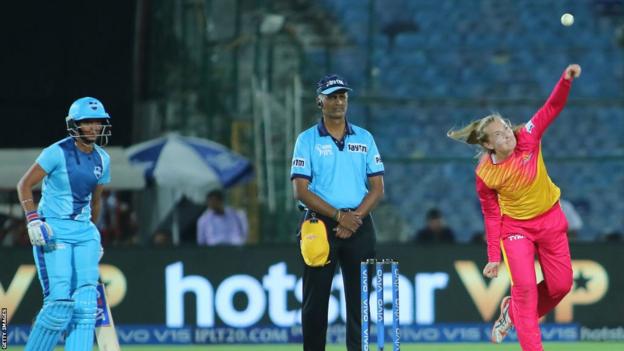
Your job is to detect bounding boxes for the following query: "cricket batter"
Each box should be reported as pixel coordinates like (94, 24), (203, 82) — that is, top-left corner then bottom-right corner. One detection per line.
(291, 74), (384, 351)
(17, 97), (112, 351)
(448, 64), (581, 351)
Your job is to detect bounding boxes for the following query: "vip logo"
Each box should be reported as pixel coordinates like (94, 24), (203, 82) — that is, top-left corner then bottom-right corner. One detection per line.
(315, 144), (333, 156)
(455, 260), (608, 323)
(292, 158), (306, 168)
(525, 121), (535, 134)
(93, 166), (103, 179)
(347, 143), (368, 153)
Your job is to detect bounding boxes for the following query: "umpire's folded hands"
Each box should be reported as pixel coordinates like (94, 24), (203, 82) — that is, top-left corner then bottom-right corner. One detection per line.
(338, 211), (362, 233)
(334, 225), (354, 239)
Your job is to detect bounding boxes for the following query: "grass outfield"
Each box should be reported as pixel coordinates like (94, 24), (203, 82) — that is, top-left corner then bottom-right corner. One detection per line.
(23, 343), (621, 351)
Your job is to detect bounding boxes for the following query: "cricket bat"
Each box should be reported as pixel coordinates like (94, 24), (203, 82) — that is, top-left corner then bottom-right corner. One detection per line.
(95, 280), (121, 351)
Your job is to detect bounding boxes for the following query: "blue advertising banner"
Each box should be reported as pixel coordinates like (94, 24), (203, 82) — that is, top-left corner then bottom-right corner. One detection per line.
(7, 323), (579, 345)
(1, 244), (623, 345)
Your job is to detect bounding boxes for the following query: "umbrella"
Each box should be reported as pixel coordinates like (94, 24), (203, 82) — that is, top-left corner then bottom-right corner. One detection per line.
(126, 134), (254, 245)
(126, 133), (253, 192)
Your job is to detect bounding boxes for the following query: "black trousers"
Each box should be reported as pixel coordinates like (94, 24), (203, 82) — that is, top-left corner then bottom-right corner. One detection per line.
(300, 211), (376, 351)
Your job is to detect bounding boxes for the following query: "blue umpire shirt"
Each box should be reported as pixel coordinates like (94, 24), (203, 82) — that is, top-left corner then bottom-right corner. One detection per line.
(36, 137), (111, 223)
(290, 119), (384, 210)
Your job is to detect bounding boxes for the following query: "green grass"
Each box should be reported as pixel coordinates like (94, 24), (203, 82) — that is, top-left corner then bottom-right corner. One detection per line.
(14, 343), (619, 351)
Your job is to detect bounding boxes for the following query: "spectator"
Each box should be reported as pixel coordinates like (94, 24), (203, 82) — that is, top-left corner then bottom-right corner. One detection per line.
(196, 190), (248, 246)
(413, 208), (455, 244)
(116, 192), (140, 245)
(97, 191), (140, 246)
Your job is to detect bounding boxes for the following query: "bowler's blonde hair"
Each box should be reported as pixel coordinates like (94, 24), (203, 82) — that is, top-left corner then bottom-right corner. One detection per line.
(447, 113), (520, 156)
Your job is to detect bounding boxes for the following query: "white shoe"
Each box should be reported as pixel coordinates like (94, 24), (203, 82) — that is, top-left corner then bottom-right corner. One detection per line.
(491, 296), (513, 343)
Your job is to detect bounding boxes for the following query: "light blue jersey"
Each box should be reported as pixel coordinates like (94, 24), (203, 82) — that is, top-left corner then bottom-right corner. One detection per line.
(290, 120), (384, 209)
(36, 137), (110, 223)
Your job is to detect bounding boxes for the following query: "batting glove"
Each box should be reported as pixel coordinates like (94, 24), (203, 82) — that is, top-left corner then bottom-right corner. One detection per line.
(26, 211), (54, 246)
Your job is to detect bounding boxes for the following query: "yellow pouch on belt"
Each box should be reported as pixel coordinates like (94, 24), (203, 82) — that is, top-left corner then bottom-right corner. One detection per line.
(300, 218), (330, 267)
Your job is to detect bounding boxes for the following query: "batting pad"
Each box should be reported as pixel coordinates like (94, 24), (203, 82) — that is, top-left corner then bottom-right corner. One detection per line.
(25, 300), (74, 351)
(65, 285), (98, 351)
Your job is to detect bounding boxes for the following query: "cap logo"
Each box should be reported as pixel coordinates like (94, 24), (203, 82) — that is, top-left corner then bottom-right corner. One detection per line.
(316, 74), (351, 94)
(324, 79), (345, 87)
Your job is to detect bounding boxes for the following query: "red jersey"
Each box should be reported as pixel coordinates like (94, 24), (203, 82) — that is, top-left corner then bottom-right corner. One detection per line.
(476, 73), (572, 262)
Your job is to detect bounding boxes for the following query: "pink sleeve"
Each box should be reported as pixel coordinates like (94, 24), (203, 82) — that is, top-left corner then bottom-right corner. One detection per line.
(525, 72), (572, 140)
(476, 175), (502, 262)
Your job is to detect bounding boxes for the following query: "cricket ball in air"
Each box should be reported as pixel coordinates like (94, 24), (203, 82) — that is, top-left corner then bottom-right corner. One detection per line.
(561, 13), (574, 27)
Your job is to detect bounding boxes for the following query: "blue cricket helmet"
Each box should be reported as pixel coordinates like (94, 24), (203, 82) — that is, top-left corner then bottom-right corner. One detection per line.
(66, 97), (112, 145)
(67, 97), (110, 121)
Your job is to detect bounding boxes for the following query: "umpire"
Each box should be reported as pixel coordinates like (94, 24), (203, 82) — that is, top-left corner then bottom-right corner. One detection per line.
(290, 74), (385, 351)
